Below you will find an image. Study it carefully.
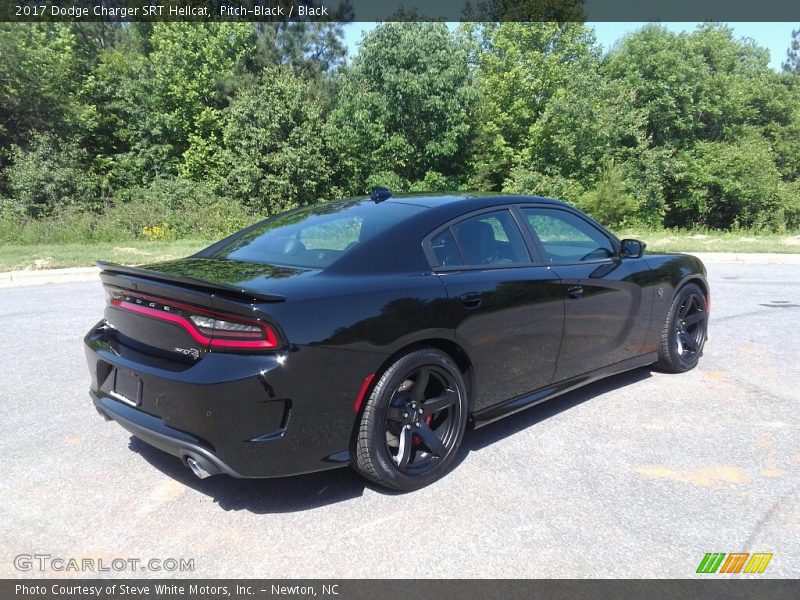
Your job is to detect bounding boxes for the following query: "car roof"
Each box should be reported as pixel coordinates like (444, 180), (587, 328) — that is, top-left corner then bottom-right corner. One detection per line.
(199, 192), (586, 278)
(382, 193), (571, 209)
(325, 192), (579, 275)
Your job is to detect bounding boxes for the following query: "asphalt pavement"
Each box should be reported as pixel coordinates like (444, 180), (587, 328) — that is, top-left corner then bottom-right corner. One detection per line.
(0, 262), (798, 578)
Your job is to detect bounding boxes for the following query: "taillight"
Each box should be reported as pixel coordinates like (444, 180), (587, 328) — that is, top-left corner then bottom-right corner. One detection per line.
(188, 314), (278, 348)
(108, 290), (279, 350)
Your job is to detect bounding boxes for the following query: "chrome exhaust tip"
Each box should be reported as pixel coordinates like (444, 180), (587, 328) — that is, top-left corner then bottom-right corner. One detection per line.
(185, 456), (213, 479)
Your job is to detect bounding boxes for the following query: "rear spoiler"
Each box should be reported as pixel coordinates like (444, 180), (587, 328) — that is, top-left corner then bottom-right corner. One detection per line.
(97, 261), (286, 303)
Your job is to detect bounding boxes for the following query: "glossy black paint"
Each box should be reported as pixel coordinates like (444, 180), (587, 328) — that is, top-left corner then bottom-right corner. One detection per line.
(549, 258), (652, 381)
(84, 194), (708, 479)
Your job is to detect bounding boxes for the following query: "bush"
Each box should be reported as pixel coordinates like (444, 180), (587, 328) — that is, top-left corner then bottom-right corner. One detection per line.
(502, 166), (586, 204)
(109, 177), (258, 240)
(779, 180), (800, 231)
(365, 171), (409, 194)
(672, 134), (789, 229)
(0, 177), (261, 245)
(0, 206), (127, 245)
(409, 170), (461, 192)
(623, 147), (672, 227)
(6, 133), (98, 218)
(576, 160), (638, 227)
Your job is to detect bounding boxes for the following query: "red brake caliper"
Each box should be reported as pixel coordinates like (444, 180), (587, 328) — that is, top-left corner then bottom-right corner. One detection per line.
(413, 414), (434, 445)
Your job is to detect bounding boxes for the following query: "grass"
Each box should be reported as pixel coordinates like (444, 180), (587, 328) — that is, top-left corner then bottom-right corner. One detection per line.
(1, 228), (799, 272)
(0, 240), (212, 272)
(615, 228), (800, 254)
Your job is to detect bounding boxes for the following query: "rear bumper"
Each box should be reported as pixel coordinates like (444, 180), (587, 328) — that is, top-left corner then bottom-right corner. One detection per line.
(85, 320), (385, 478)
(92, 391), (243, 478)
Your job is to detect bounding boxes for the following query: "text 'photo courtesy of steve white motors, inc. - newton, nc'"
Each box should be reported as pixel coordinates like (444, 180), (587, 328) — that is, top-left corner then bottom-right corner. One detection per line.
(13, 2), (330, 18)
(14, 583), (340, 598)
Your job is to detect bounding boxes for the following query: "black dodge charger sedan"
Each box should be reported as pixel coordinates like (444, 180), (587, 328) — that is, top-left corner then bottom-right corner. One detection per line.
(85, 192), (709, 490)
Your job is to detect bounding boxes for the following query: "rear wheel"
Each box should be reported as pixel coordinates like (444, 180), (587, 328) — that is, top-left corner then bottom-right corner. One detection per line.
(656, 282), (708, 373)
(353, 348), (468, 491)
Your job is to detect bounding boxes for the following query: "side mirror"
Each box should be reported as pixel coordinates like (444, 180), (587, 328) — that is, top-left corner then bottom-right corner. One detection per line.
(620, 238), (646, 259)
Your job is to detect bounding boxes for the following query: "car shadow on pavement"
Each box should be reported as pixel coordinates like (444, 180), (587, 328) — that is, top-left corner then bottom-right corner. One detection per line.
(128, 437), (372, 513)
(460, 366), (654, 454)
(128, 366), (653, 513)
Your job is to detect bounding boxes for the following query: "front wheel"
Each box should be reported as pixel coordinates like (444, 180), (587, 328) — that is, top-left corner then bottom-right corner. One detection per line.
(656, 282), (708, 373)
(353, 348), (468, 491)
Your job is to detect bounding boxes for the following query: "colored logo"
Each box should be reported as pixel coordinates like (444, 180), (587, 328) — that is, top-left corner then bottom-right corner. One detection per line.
(696, 552), (773, 574)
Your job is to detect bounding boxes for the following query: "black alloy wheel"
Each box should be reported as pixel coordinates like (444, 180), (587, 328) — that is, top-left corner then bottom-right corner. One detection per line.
(384, 365), (460, 474)
(354, 349), (468, 491)
(656, 282), (708, 373)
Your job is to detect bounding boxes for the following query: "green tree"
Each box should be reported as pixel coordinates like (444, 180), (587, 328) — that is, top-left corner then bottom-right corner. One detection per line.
(328, 22), (475, 194)
(503, 68), (645, 204)
(78, 29), (153, 190)
(76, 23), (255, 186)
(463, 0), (586, 21)
(603, 24), (796, 228)
(467, 22), (598, 190)
(783, 28), (800, 74)
(250, 23), (346, 80)
(0, 24), (82, 156)
(71, 22), (127, 67)
(2, 19), (799, 237)
(217, 23), (346, 112)
(604, 25), (767, 149)
(213, 69), (331, 213)
(147, 23), (254, 176)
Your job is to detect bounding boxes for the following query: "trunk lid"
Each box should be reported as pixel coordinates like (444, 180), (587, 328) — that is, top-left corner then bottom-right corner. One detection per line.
(98, 258), (290, 358)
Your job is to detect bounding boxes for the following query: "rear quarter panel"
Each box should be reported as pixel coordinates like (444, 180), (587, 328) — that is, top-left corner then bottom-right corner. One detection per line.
(265, 273), (452, 354)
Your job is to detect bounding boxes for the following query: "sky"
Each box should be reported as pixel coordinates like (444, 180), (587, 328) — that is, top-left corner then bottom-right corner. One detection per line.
(342, 22), (796, 71)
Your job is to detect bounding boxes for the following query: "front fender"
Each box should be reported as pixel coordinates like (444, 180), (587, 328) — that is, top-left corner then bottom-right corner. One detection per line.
(642, 253), (709, 346)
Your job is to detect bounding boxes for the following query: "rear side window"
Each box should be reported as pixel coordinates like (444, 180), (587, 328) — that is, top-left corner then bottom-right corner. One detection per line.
(522, 208), (614, 263)
(430, 229), (464, 267)
(448, 210), (530, 267)
(209, 201), (424, 269)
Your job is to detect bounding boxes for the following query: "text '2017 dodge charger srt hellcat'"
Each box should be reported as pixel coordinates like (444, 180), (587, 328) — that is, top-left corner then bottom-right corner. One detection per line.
(84, 191), (709, 491)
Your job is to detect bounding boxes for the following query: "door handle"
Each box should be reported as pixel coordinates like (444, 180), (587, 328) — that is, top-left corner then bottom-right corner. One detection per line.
(460, 292), (482, 310)
(566, 285), (584, 299)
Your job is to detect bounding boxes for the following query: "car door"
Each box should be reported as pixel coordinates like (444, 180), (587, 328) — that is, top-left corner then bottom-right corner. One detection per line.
(424, 208), (564, 412)
(517, 206), (652, 382)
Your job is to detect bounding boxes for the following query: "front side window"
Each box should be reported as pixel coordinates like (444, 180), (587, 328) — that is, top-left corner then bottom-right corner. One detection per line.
(449, 210), (530, 266)
(522, 208), (615, 263)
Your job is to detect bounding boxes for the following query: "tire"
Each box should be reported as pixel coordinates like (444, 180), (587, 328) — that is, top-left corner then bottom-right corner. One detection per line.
(353, 348), (468, 491)
(656, 282), (708, 373)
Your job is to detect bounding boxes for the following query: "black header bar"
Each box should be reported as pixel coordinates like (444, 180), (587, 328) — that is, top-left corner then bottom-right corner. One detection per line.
(1, 0), (800, 23)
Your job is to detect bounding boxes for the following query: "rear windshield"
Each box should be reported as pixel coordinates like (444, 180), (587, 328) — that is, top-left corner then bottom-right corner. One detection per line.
(208, 200), (425, 269)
